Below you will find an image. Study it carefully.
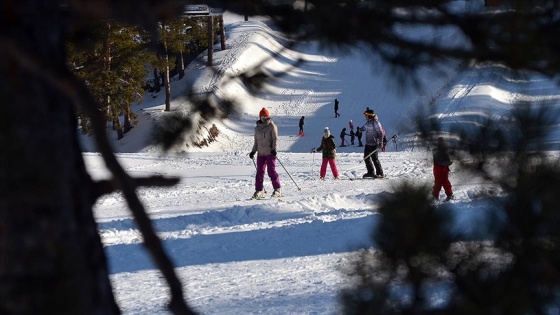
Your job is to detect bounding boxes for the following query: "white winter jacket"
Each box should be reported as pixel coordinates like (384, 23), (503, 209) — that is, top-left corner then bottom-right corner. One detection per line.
(360, 116), (385, 146)
(251, 119), (278, 156)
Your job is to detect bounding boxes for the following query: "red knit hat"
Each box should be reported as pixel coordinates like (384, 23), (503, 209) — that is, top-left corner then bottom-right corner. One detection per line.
(259, 107), (270, 118)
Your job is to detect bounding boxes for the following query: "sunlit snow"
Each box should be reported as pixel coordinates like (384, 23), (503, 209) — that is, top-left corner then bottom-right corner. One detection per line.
(81, 5), (560, 314)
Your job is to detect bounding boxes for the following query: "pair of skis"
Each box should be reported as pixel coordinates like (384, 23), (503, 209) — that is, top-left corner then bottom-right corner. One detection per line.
(343, 172), (387, 181)
(249, 193), (283, 201)
(247, 154), (300, 200)
(341, 148), (384, 181)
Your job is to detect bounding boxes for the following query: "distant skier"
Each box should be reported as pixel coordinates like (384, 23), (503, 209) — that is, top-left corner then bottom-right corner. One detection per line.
(334, 98), (340, 118)
(360, 109), (385, 178)
(349, 128), (355, 145)
(249, 107), (282, 199)
(312, 127), (339, 180)
(432, 137), (453, 201)
(355, 127), (363, 147)
(340, 127), (349, 147)
(381, 135), (387, 152)
(390, 134), (398, 151)
(298, 116), (305, 136)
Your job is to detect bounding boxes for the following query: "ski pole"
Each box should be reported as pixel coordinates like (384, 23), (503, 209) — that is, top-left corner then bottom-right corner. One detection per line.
(360, 147), (379, 163)
(344, 148), (379, 172)
(311, 149), (316, 177)
(340, 148), (379, 179)
(251, 155), (257, 168)
(276, 156), (302, 191)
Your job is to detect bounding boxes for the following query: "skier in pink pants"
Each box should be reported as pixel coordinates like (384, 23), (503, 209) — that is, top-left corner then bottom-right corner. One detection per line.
(313, 127), (339, 180)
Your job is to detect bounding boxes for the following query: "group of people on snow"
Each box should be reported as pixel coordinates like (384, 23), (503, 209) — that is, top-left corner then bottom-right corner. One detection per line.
(312, 108), (385, 180)
(247, 105), (385, 199)
(248, 105), (453, 202)
(335, 101), (388, 151)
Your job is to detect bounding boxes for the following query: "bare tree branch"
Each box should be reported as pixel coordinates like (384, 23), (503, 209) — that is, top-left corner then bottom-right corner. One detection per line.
(92, 176), (181, 201)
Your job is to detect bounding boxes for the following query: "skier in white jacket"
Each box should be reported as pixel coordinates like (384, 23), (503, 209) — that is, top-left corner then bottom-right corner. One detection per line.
(249, 107), (282, 198)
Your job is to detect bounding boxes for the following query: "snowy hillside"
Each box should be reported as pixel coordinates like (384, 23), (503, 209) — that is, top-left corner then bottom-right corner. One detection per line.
(80, 10), (465, 154)
(82, 8), (560, 315)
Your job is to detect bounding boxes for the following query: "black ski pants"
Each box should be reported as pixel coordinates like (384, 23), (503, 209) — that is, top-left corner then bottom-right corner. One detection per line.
(364, 144), (383, 176)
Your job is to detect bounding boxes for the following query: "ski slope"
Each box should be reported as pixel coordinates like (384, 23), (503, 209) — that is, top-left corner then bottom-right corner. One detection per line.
(80, 6), (560, 314)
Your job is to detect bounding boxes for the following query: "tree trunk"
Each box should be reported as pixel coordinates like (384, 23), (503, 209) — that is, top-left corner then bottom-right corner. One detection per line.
(124, 108), (133, 134)
(178, 50), (185, 80)
(219, 15), (226, 51)
(162, 28), (172, 112)
(0, 1), (119, 314)
(207, 16), (214, 66)
(113, 115), (124, 140)
(164, 65), (171, 111)
(104, 23), (113, 132)
(153, 68), (161, 92)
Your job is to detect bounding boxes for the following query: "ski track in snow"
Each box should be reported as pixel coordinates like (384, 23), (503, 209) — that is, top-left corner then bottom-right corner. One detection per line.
(90, 151), (464, 251)
(90, 149), (495, 272)
(88, 149), (499, 314)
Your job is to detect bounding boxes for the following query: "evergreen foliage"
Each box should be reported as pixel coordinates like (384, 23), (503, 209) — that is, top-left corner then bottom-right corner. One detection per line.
(340, 106), (560, 314)
(67, 14), (211, 139)
(67, 21), (152, 139)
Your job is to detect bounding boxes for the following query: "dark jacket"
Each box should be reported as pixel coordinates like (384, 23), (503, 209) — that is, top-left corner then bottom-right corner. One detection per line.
(355, 128), (362, 138)
(316, 135), (337, 159)
(433, 139), (452, 166)
(299, 117), (304, 128)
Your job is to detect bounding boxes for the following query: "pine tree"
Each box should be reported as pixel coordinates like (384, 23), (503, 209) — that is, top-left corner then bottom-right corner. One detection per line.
(168, 18), (194, 80)
(67, 21), (152, 139)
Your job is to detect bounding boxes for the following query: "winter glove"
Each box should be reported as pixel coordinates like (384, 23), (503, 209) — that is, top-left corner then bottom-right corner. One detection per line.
(271, 149), (277, 156)
(249, 151), (255, 159)
(311, 148), (317, 153)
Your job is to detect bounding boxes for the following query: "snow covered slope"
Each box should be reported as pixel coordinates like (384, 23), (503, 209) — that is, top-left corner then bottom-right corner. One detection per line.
(82, 8), (560, 315)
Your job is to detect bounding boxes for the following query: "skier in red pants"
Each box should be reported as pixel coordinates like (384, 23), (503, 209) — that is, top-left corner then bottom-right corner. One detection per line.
(312, 127), (339, 180)
(432, 137), (453, 201)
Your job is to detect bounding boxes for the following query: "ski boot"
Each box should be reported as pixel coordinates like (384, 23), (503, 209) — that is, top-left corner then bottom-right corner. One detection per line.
(252, 190), (266, 199)
(271, 189), (282, 198)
